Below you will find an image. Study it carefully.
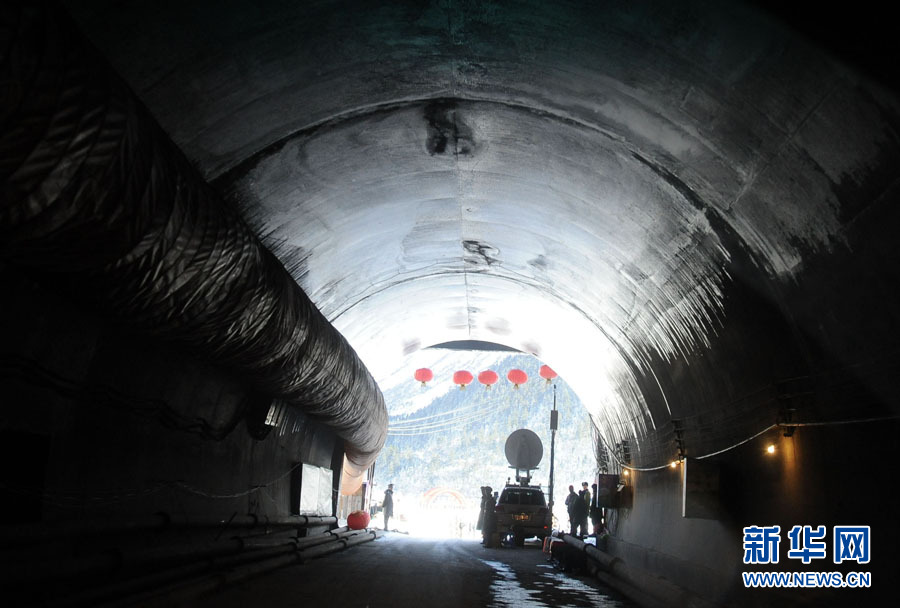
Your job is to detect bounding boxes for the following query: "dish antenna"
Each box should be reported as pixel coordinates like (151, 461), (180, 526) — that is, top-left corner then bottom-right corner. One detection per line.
(505, 428), (543, 486)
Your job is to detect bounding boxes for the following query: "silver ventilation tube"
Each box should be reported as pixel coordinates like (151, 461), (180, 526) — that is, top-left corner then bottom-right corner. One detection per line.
(0, 4), (387, 475)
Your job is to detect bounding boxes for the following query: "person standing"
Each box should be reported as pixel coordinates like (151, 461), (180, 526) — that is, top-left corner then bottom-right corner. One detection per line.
(480, 486), (496, 546)
(382, 483), (394, 531)
(578, 482), (591, 537)
(565, 485), (579, 535)
(590, 482), (603, 535)
(477, 486), (494, 531)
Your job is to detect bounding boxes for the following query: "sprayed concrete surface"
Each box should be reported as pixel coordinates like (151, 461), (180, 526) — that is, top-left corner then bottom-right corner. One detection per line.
(5, 3), (900, 606)
(60, 0), (900, 479)
(194, 535), (633, 608)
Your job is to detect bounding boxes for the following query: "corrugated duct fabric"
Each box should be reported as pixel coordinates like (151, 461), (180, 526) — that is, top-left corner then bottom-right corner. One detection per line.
(0, 4), (387, 473)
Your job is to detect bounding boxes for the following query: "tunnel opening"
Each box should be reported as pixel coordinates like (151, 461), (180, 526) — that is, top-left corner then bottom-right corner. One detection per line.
(372, 348), (595, 540)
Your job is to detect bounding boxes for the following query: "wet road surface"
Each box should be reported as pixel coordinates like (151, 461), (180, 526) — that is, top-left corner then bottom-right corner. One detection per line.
(195, 534), (634, 607)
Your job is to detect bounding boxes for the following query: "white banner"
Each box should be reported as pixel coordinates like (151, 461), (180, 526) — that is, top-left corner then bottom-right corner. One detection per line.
(299, 463), (333, 516)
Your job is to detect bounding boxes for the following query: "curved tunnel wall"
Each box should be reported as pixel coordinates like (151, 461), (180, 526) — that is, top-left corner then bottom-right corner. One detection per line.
(55, 2), (900, 455)
(184, 0), (900, 468)
(2, 1), (900, 605)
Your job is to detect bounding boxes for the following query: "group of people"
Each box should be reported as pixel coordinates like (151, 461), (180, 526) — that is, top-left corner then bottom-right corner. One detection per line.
(477, 485), (497, 544)
(381, 480), (604, 541)
(565, 481), (603, 537)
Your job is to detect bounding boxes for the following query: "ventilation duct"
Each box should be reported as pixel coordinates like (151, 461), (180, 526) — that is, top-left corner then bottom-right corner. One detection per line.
(0, 5), (387, 476)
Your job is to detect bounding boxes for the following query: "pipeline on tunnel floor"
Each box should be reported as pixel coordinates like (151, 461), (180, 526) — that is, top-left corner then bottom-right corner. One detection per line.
(0, 512), (383, 607)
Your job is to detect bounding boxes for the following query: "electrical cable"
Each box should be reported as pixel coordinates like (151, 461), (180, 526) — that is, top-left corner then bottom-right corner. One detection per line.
(692, 424), (777, 460)
(598, 413), (900, 472)
(779, 414), (900, 427)
(388, 416), (491, 435)
(388, 399), (494, 426)
(387, 397), (516, 435)
(387, 408), (498, 433)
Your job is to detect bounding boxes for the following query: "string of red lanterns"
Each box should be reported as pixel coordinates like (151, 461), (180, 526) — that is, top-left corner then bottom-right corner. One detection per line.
(413, 366), (558, 388)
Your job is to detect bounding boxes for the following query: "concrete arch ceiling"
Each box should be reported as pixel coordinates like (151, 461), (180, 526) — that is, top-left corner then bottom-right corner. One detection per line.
(65, 1), (898, 459)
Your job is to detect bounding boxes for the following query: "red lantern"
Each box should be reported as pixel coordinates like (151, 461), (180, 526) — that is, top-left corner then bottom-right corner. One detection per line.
(414, 368), (433, 386)
(478, 370), (499, 389)
(453, 370), (474, 389)
(347, 510), (371, 530)
(507, 369), (528, 389)
(539, 364), (558, 384)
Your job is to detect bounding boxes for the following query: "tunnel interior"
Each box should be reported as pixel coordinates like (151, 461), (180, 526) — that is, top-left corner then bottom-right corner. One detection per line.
(2, 1), (899, 606)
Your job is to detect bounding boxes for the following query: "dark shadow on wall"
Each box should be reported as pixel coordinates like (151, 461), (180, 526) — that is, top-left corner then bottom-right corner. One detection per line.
(747, 0), (900, 95)
(0, 429), (50, 523)
(0, 267), (341, 525)
(610, 189), (900, 605)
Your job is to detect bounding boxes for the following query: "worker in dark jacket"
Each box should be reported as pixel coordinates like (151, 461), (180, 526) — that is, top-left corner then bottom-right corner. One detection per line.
(577, 482), (591, 536)
(382, 483), (394, 531)
(477, 486), (493, 530)
(590, 482), (603, 535)
(479, 486), (496, 546)
(565, 485), (579, 535)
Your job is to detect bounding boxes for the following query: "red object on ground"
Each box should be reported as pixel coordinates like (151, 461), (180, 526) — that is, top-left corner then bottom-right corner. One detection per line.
(414, 368), (433, 386)
(453, 370), (474, 389)
(539, 364), (558, 383)
(347, 510), (371, 530)
(477, 370), (499, 388)
(507, 369), (528, 388)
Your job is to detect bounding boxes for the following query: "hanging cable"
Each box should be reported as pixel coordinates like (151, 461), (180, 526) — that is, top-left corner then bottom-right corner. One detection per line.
(778, 414), (900, 428)
(599, 413), (900, 472)
(387, 408), (498, 435)
(388, 400), (493, 426)
(692, 424), (777, 460)
(387, 393), (516, 435)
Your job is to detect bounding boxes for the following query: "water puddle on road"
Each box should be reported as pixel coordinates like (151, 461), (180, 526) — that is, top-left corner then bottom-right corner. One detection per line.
(480, 560), (630, 607)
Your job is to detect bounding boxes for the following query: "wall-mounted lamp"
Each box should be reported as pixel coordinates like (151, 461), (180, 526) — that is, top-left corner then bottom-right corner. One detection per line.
(615, 468), (628, 492)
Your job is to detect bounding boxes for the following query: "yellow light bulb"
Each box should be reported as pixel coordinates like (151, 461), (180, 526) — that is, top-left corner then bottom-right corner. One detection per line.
(669, 461), (677, 468)
(766, 444), (775, 454)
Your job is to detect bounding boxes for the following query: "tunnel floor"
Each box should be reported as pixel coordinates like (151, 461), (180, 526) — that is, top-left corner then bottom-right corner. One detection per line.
(192, 534), (634, 608)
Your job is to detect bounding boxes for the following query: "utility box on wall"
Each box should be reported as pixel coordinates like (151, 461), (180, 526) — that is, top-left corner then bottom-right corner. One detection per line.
(595, 474), (619, 508)
(291, 463), (333, 516)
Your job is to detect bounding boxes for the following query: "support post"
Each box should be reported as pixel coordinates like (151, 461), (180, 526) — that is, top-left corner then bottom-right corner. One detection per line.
(548, 384), (558, 514)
